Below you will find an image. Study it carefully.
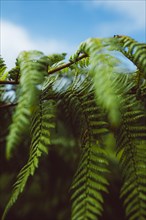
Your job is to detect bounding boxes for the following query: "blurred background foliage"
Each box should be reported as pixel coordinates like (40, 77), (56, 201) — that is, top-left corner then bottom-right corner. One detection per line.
(0, 101), (126, 220)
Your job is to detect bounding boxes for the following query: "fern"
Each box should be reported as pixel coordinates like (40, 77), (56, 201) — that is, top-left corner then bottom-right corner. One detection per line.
(114, 74), (146, 220)
(1, 35), (146, 220)
(114, 35), (146, 79)
(0, 57), (9, 106)
(0, 56), (8, 80)
(75, 38), (123, 125)
(6, 51), (49, 159)
(71, 143), (109, 220)
(117, 111), (146, 220)
(2, 97), (56, 220)
(8, 66), (20, 81)
(55, 74), (109, 219)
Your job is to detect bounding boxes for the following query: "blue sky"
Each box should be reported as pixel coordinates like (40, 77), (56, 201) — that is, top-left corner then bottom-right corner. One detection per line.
(1, 0), (146, 69)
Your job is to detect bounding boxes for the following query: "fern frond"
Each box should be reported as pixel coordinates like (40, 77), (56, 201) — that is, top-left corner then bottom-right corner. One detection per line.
(8, 66), (20, 81)
(138, 79), (146, 106)
(76, 56), (89, 69)
(0, 56), (8, 80)
(114, 35), (146, 79)
(47, 52), (66, 67)
(2, 98), (56, 220)
(6, 51), (49, 159)
(83, 38), (123, 125)
(115, 79), (146, 220)
(2, 36), (146, 220)
(71, 142), (109, 220)
(55, 74), (109, 219)
(71, 80), (109, 220)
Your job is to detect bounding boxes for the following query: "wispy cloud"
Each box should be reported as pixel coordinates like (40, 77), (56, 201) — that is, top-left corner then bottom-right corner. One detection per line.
(1, 20), (75, 69)
(87, 0), (145, 39)
(91, 0), (145, 27)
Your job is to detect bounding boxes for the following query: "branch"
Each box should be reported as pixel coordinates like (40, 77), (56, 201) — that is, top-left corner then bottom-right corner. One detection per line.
(0, 103), (17, 108)
(0, 53), (88, 85)
(0, 80), (19, 85)
(48, 53), (88, 74)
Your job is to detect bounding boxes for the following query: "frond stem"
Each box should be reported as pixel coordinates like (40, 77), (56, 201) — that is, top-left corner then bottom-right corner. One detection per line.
(0, 80), (19, 85)
(48, 53), (88, 74)
(0, 53), (88, 85)
(0, 103), (17, 108)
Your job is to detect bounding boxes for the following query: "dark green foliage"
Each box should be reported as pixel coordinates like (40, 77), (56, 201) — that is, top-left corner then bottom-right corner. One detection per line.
(56, 75), (109, 219)
(114, 75), (146, 220)
(0, 35), (146, 220)
(2, 98), (56, 220)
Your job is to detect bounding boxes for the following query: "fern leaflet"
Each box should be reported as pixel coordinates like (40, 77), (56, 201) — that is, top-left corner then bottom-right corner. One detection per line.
(2, 98), (56, 220)
(115, 75), (146, 220)
(6, 51), (49, 159)
(114, 35), (146, 79)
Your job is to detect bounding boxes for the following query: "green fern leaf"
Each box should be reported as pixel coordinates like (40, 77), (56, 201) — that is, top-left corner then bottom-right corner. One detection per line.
(2, 98), (56, 220)
(115, 83), (146, 220)
(71, 143), (109, 220)
(84, 38), (122, 125)
(114, 35), (146, 79)
(55, 74), (109, 219)
(6, 50), (49, 159)
(0, 56), (8, 80)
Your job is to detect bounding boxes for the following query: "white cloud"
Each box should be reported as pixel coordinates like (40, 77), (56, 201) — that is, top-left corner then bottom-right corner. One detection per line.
(0, 20), (75, 69)
(92, 0), (145, 27)
(87, 0), (145, 37)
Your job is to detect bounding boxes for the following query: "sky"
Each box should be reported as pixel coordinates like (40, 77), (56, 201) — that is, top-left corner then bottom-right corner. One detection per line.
(0, 0), (146, 69)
